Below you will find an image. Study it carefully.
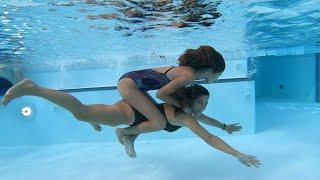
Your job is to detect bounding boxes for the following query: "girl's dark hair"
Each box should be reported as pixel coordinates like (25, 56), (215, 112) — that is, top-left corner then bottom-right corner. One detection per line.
(178, 45), (225, 73)
(172, 84), (209, 107)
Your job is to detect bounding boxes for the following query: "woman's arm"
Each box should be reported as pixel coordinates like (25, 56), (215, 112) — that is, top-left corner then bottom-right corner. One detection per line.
(197, 113), (225, 129)
(181, 115), (260, 167)
(156, 76), (193, 108)
(197, 113), (242, 134)
(184, 116), (240, 156)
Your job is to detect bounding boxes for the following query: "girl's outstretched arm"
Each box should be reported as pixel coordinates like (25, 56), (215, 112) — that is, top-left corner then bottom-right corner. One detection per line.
(181, 114), (260, 168)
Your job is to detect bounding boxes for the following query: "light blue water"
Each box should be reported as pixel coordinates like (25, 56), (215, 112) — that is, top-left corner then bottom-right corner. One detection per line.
(0, 0), (320, 179)
(1, 100), (320, 180)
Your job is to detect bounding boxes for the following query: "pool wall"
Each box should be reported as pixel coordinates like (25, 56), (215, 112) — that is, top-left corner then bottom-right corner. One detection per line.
(255, 54), (316, 102)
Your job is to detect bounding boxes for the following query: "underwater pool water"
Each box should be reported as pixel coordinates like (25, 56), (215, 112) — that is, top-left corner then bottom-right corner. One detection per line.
(1, 0), (320, 179)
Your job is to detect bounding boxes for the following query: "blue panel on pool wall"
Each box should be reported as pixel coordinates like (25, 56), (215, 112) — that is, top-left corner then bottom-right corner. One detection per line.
(254, 54), (316, 102)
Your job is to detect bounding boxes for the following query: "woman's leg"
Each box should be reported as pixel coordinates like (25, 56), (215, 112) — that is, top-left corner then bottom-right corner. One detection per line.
(80, 101), (133, 127)
(1, 79), (133, 128)
(117, 78), (167, 135)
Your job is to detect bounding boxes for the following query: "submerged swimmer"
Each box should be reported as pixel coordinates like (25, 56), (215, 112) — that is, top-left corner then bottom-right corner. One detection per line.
(117, 85), (260, 168)
(1, 80), (260, 168)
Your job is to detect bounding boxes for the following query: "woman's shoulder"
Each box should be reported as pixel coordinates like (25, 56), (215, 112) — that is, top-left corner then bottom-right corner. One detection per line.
(172, 108), (197, 122)
(175, 66), (194, 73)
(170, 66), (195, 81)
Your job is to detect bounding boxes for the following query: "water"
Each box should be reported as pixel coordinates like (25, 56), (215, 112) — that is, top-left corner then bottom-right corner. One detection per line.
(1, 0), (319, 68)
(1, 100), (320, 180)
(0, 0), (320, 179)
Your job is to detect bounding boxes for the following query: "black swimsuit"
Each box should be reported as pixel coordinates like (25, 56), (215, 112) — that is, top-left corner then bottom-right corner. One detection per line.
(130, 103), (181, 132)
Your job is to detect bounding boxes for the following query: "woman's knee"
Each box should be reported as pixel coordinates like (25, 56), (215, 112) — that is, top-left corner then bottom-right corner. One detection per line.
(117, 79), (136, 97)
(73, 105), (89, 121)
(117, 79), (129, 91)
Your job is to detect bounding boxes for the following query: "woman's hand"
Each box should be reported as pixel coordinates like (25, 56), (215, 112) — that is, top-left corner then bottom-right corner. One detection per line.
(224, 123), (242, 134)
(235, 152), (261, 168)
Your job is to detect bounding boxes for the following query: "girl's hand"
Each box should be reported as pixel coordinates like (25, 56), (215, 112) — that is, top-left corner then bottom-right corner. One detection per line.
(225, 123), (242, 134)
(236, 153), (261, 168)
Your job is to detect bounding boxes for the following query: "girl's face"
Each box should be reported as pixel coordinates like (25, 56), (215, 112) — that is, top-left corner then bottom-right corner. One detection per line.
(204, 71), (222, 83)
(190, 95), (209, 115)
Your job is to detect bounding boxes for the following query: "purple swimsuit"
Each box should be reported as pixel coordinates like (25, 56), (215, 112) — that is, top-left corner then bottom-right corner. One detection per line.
(118, 67), (174, 91)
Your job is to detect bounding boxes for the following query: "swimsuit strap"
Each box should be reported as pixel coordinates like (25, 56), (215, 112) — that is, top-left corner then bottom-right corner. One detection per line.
(164, 66), (175, 75)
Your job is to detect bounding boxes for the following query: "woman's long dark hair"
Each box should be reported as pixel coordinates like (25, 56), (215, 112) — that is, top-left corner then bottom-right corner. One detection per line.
(172, 84), (209, 108)
(178, 45), (225, 73)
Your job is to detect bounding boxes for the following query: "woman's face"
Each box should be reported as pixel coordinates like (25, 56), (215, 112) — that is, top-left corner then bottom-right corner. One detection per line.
(205, 71), (222, 83)
(190, 95), (209, 115)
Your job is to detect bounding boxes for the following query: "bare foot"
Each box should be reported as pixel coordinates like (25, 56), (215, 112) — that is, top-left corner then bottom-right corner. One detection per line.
(123, 135), (137, 158)
(89, 122), (102, 131)
(1, 79), (37, 106)
(115, 128), (124, 145)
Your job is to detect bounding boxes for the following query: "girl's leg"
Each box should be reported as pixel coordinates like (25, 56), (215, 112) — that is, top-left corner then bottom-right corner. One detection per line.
(1, 79), (133, 127)
(117, 78), (167, 135)
(80, 101), (133, 126)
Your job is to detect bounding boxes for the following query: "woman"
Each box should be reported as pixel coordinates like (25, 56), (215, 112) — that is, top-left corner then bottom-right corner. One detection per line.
(117, 45), (226, 139)
(1, 79), (260, 168)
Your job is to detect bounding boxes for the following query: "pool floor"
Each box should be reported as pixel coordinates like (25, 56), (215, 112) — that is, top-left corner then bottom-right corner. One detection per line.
(1, 99), (320, 180)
